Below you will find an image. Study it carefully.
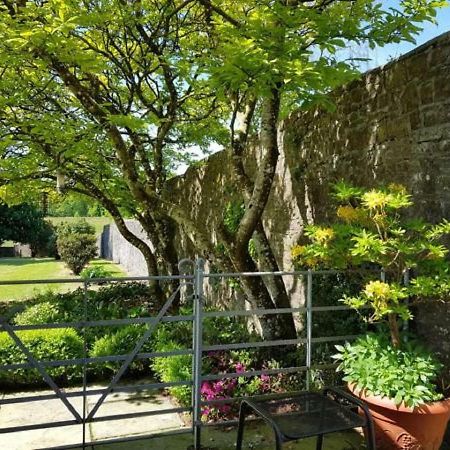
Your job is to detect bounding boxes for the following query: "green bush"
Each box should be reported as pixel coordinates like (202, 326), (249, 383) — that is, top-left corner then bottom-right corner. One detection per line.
(11, 283), (157, 342)
(57, 219), (95, 236)
(0, 328), (83, 387)
(56, 219), (97, 275)
(57, 233), (97, 275)
(334, 334), (443, 408)
(150, 310), (265, 408)
(14, 301), (61, 326)
(80, 266), (113, 280)
(3, 283), (168, 386)
(151, 340), (192, 406)
(91, 282), (156, 318)
(90, 325), (152, 374)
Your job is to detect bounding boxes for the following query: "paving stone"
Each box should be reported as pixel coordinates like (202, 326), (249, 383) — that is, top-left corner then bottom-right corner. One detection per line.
(0, 385), (184, 449)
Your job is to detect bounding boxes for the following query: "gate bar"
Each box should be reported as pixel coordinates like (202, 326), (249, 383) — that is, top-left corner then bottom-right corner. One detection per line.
(86, 284), (183, 420)
(0, 318), (82, 423)
(192, 259), (204, 450)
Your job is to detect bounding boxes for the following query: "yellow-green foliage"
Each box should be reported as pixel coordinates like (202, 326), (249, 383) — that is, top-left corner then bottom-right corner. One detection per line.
(292, 182), (450, 330)
(0, 328), (83, 386)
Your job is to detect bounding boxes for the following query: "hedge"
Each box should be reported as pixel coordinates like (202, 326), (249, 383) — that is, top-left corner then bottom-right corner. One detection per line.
(0, 328), (83, 387)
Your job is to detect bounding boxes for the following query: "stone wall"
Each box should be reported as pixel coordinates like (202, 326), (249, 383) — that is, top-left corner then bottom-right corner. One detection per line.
(167, 31), (450, 270)
(103, 31), (450, 274)
(101, 222), (149, 276)
(282, 31), (450, 226)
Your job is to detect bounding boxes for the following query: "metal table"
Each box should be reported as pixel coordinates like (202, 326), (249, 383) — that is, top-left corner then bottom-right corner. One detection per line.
(236, 387), (376, 449)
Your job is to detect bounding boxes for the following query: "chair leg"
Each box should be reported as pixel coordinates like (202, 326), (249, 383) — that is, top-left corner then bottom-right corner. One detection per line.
(364, 422), (377, 450)
(236, 402), (248, 450)
(316, 434), (324, 450)
(274, 430), (283, 450)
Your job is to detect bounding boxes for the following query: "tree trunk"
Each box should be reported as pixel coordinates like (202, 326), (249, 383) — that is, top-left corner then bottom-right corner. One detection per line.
(229, 249), (297, 341)
(388, 313), (401, 348)
(152, 214), (181, 310)
(227, 89), (297, 340)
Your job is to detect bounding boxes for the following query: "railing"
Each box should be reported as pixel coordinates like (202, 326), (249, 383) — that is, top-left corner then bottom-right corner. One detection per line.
(0, 260), (377, 449)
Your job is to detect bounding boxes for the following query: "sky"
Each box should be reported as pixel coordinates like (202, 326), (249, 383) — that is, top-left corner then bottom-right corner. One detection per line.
(366, 3), (450, 69)
(177, 2), (450, 173)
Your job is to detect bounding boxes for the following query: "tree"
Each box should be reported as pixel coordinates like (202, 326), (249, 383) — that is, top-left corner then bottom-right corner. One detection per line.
(0, 1), (443, 333)
(183, 0), (444, 339)
(0, 202), (56, 256)
(0, 0), (222, 296)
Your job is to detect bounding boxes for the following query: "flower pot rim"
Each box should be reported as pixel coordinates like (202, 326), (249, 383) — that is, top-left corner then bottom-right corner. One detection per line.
(348, 383), (450, 414)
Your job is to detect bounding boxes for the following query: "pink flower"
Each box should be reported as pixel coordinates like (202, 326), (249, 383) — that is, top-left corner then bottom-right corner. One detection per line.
(235, 362), (246, 373)
(218, 404), (232, 414)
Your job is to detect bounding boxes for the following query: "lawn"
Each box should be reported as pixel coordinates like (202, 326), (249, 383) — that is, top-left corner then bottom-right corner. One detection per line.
(46, 216), (112, 236)
(0, 258), (125, 302)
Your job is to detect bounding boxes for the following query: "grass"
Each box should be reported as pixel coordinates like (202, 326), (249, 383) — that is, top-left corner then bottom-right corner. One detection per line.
(46, 216), (112, 236)
(0, 257), (125, 302)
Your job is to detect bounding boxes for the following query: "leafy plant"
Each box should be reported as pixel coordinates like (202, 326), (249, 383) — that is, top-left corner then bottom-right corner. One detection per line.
(80, 266), (113, 280)
(90, 325), (152, 374)
(333, 334), (442, 408)
(0, 282), (165, 385)
(293, 183), (450, 406)
(223, 200), (245, 235)
(14, 301), (61, 326)
(200, 350), (286, 421)
(56, 219), (98, 275)
(151, 341), (193, 406)
(0, 328), (83, 386)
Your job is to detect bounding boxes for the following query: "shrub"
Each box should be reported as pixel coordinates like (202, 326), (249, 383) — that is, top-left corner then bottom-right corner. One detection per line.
(334, 334), (443, 407)
(151, 340), (193, 406)
(0, 328), (83, 387)
(293, 183), (450, 403)
(56, 219), (97, 275)
(4, 283), (165, 386)
(57, 233), (97, 275)
(14, 302), (61, 326)
(80, 265), (113, 280)
(150, 311), (290, 419)
(57, 220), (95, 237)
(12, 282), (158, 331)
(90, 325), (152, 374)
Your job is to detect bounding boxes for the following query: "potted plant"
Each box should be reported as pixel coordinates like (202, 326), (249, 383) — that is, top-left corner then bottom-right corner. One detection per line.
(292, 182), (450, 450)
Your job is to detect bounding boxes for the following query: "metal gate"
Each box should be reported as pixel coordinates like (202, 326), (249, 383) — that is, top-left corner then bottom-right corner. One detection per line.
(0, 260), (373, 449)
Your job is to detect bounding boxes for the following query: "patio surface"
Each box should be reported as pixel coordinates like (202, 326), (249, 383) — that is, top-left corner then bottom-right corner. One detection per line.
(73, 425), (363, 449)
(0, 383), (364, 449)
(0, 383), (185, 449)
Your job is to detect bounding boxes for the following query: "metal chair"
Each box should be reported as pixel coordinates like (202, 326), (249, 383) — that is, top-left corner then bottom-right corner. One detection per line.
(236, 387), (376, 449)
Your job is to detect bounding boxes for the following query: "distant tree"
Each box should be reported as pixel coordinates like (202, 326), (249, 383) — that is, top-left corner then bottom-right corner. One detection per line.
(0, 202), (56, 256)
(48, 193), (108, 218)
(56, 220), (97, 274)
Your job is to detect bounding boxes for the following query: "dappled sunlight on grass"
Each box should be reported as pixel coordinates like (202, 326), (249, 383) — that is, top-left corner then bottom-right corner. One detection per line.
(0, 258), (125, 302)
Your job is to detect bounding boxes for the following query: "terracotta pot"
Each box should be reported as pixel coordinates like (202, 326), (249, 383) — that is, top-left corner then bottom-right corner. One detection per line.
(349, 384), (450, 450)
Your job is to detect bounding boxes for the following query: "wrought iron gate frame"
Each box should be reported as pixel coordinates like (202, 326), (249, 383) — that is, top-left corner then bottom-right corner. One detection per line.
(0, 260), (386, 449)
